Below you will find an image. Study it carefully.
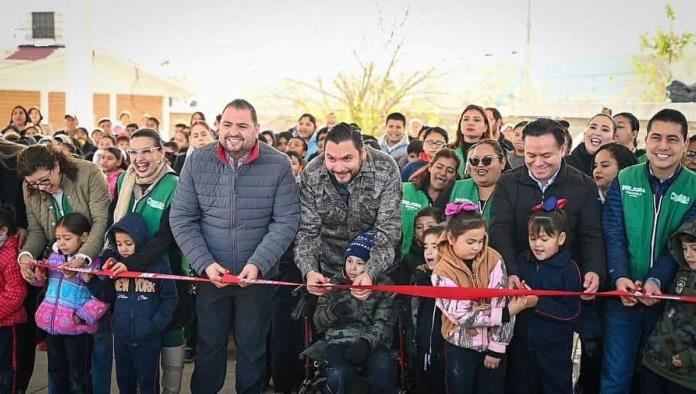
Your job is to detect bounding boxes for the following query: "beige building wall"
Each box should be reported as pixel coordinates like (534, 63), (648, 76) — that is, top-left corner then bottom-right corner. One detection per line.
(0, 90), (40, 127)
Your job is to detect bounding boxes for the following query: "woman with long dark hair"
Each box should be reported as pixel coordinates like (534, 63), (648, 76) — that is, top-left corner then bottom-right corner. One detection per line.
(293, 113), (318, 160)
(451, 104), (491, 177)
(9, 105), (29, 130)
(28, 107), (44, 128)
(190, 111), (206, 125)
(401, 148), (461, 257)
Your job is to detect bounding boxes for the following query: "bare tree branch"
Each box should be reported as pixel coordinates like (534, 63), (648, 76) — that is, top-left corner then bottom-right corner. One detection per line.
(285, 78), (344, 102)
(278, 4), (441, 134)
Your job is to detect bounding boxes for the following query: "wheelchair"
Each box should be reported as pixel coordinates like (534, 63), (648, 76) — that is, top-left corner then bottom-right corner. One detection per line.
(292, 288), (413, 394)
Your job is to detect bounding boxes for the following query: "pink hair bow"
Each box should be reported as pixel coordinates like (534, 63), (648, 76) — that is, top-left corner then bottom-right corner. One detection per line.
(444, 201), (479, 217)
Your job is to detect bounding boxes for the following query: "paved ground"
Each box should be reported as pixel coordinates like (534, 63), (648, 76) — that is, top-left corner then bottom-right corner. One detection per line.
(26, 335), (584, 393)
(27, 343), (238, 393)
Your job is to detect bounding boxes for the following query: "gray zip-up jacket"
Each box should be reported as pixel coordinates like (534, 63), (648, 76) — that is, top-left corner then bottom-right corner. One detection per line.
(294, 147), (402, 279)
(170, 141), (300, 276)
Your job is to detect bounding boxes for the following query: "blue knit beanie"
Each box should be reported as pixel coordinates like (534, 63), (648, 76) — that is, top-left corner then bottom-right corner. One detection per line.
(344, 231), (375, 262)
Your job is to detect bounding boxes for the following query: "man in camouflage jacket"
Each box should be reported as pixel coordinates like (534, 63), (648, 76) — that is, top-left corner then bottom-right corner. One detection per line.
(294, 123), (402, 300)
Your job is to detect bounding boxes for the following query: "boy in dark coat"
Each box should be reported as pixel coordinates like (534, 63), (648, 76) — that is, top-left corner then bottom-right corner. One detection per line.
(86, 213), (178, 394)
(412, 226), (446, 394)
(642, 220), (696, 393)
(313, 231), (397, 394)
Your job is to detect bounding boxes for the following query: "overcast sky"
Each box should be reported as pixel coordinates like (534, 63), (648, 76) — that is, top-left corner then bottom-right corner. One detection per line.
(2, 0), (694, 116)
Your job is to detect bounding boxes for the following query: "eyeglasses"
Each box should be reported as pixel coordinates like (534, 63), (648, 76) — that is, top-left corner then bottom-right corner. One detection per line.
(26, 168), (53, 190)
(686, 150), (696, 159)
(126, 147), (161, 157)
(468, 156), (497, 167)
(424, 140), (446, 147)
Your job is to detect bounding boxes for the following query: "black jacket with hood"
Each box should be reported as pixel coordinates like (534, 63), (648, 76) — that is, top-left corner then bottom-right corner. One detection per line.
(566, 142), (594, 177)
(88, 212), (178, 343)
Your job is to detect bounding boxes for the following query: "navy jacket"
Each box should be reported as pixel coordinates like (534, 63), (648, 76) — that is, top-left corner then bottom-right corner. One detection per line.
(413, 267), (444, 359)
(603, 165), (696, 288)
(88, 213), (178, 343)
(514, 249), (582, 350)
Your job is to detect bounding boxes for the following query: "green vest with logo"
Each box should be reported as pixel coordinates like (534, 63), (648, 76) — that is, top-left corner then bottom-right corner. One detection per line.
(116, 173), (189, 274)
(401, 180), (487, 257)
(401, 183), (431, 257)
(117, 173), (178, 237)
(618, 163), (696, 281)
(454, 147), (467, 177)
(449, 178), (492, 226)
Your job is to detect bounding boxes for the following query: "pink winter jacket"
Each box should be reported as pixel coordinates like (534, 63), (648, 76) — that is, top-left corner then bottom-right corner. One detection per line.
(431, 240), (515, 354)
(29, 245), (109, 335)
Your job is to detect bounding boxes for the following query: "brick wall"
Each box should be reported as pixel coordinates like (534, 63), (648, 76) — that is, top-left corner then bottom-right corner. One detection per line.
(116, 94), (163, 128)
(93, 93), (110, 124)
(48, 92), (66, 132)
(169, 112), (193, 135)
(0, 90), (40, 128)
(0, 91), (169, 134)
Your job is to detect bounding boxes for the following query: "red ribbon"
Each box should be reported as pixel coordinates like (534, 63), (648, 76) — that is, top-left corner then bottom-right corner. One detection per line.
(532, 197), (567, 212)
(29, 262), (696, 303)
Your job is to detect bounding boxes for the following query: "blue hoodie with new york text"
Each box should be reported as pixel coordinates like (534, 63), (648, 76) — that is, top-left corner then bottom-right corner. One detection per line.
(87, 212), (178, 343)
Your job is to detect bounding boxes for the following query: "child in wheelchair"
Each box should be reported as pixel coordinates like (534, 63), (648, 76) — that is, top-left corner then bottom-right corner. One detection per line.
(312, 231), (397, 394)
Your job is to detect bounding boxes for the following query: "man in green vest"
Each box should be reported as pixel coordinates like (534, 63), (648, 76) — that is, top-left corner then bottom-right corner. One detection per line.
(601, 108), (696, 393)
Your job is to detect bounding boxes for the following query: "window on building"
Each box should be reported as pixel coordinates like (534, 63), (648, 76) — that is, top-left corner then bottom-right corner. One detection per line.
(32, 12), (55, 39)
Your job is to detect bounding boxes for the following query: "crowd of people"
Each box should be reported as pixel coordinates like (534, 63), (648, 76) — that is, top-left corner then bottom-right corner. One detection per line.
(0, 100), (696, 394)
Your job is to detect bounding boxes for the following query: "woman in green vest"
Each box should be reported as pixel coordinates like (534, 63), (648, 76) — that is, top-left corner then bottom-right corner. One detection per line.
(401, 149), (465, 256)
(110, 128), (190, 394)
(451, 104), (492, 177)
(402, 149), (460, 256)
(460, 139), (508, 224)
(401, 141), (508, 257)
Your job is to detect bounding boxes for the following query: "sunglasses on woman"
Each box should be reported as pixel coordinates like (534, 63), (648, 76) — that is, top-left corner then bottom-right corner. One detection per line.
(468, 156), (497, 167)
